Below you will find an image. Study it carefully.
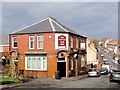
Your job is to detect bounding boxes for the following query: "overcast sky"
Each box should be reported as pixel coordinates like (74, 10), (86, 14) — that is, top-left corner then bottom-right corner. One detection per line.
(2, 2), (118, 39)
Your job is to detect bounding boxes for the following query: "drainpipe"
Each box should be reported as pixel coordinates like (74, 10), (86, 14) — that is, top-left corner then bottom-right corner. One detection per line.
(66, 55), (69, 77)
(75, 59), (78, 77)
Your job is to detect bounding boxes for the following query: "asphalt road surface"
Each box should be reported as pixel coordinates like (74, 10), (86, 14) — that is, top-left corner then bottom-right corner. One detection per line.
(100, 48), (120, 70)
(3, 75), (119, 89)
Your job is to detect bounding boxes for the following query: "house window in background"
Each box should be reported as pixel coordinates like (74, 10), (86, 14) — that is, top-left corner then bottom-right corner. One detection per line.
(12, 36), (17, 48)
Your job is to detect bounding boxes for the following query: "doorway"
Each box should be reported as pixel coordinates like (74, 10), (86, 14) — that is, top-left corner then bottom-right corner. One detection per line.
(57, 62), (66, 78)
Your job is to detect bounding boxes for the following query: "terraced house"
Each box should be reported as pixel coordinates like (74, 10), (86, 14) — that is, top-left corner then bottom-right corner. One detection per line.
(9, 16), (87, 78)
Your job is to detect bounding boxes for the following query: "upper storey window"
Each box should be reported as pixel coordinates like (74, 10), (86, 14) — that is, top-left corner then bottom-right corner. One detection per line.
(12, 36), (17, 49)
(29, 36), (35, 49)
(37, 35), (43, 49)
(70, 36), (73, 48)
(76, 38), (78, 48)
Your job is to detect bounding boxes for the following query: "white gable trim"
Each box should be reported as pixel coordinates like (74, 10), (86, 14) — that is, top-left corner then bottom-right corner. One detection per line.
(50, 18), (68, 32)
(10, 18), (49, 34)
(49, 17), (56, 31)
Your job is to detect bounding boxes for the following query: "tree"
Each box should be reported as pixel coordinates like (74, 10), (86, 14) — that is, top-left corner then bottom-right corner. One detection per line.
(91, 39), (100, 48)
(101, 37), (108, 43)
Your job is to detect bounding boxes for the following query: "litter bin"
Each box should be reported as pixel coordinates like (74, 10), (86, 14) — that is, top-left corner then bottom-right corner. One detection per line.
(55, 71), (60, 79)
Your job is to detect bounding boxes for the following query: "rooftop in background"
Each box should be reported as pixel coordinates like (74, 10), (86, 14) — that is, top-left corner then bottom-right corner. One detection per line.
(10, 16), (86, 38)
(106, 39), (118, 45)
(0, 34), (9, 45)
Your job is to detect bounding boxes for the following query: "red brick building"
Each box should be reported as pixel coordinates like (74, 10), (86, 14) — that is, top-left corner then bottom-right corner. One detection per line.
(9, 17), (87, 78)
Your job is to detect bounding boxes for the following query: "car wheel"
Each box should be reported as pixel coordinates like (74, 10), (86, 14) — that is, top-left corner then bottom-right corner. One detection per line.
(110, 80), (113, 82)
(97, 74), (100, 77)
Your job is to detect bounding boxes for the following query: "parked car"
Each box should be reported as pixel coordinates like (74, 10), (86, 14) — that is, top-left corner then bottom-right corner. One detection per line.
(115, 57), (119, 61)
(88, 68), (101, 77)
(114, 57), (120, 64)
(110, 70), (120, 82)
(102, 57), (107, 62)
(100, 67), (108, 75)
(102, 64), (110, 73)
(112, 56), (115, 60)
(100, 53), (104, 57)
(103, 61), (109, 65)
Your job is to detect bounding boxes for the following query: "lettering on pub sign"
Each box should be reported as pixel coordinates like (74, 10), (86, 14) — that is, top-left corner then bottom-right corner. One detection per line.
(58, 35), (66, 48)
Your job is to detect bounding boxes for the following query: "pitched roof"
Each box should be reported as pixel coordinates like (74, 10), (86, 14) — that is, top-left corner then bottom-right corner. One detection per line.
(10, 16), (86, 38)
(107, 39), (118, 45)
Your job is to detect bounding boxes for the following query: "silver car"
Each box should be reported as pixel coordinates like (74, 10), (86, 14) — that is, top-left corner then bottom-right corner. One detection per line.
(88, 68), (101, 77)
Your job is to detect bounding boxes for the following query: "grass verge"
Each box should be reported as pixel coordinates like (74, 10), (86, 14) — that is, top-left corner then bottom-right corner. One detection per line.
(0, 76), (21, 85)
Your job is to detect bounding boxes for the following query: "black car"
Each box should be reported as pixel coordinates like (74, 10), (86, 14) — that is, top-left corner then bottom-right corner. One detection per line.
(100, 67), (108, 75)
(110, 70), (120, 82)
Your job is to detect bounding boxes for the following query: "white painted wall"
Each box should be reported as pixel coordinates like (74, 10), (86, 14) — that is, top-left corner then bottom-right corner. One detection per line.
(86, 40), (98, 65)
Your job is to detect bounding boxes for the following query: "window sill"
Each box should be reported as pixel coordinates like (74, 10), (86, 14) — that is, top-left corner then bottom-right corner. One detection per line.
(25, 69), (47, 71)
(37, 48), (44, 50)
(29, 49), (35, 50)
(12, 48), (18, 50)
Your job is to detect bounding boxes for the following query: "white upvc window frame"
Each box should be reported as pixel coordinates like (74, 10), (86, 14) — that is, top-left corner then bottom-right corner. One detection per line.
(25, 56), (47, 70)
(76, 38), (78, 49)
(81, 42), (85, 50)
(70, 36), (73, 48)
(12, 36), (18, 49)
(37, 35), (43, 49)
(29, 36), (35, 49)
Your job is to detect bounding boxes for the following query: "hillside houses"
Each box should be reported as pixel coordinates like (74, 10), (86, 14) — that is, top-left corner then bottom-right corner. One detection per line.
(104, 39), (120, 55)
(86, 39), (102, 71)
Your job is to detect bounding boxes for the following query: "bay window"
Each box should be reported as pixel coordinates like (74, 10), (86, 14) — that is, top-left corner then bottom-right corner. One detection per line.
(25, 55), (47, 70)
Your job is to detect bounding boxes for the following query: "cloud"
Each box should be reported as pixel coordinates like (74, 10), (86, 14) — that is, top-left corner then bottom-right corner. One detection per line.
(2, 2), (118, 39)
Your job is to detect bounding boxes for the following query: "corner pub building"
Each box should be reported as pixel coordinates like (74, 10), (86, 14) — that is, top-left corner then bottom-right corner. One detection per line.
(9, 16), (87, 78)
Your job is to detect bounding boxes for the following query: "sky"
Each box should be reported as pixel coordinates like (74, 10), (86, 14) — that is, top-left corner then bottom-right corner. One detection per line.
(1, 1), (119, 40)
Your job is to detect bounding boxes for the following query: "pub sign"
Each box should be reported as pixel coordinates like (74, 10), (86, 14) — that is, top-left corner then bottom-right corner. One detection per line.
(58, 35), (66, 46)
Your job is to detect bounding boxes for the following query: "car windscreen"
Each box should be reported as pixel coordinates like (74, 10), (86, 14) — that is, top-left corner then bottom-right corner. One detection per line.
(101, 68), (108, 71)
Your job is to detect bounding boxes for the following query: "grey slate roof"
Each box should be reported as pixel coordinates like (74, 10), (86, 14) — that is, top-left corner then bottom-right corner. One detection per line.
(10, 16), (86, 38)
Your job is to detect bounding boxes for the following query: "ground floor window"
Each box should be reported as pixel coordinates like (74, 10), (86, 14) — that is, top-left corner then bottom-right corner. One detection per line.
(25, 55), (47, 70)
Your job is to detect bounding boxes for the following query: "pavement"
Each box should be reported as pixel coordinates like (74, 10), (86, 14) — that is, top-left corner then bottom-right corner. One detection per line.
(0, 74), (88, 89)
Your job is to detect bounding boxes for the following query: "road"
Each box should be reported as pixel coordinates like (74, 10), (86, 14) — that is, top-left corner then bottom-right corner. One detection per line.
(4, 74), (119, 89)
(100, 48), (120, 70)
(55, 75), (119, 88)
